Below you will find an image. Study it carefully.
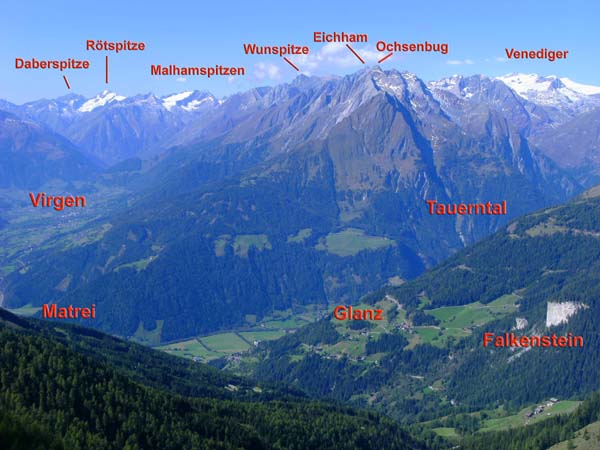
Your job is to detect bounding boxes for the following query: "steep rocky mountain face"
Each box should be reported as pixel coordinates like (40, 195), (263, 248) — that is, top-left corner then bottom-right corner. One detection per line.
(0, 68), (586, 342)
(428, 74), (554, 137)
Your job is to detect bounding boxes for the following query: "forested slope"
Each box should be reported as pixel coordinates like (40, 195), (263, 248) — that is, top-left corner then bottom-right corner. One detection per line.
(0, 308), (426, 450)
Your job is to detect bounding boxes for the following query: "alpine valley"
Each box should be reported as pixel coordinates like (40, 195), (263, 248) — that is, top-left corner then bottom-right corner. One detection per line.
(225, 186), (600, 448)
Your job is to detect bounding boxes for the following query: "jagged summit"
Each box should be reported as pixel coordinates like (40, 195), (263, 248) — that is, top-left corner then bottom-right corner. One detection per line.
(161, 90), (216, 111)
(78, 90), (126, 112)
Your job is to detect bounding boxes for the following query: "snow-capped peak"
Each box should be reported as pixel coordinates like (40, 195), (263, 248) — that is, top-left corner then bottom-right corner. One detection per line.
(560, 77), (600, 96)
(496, 73), (600, 104)
(162, 91), (194, 110)
(78, 90), (126, 112)
(161, 91), (215, 112)
(496, 74), (558, 97)
(181, 97), (214, 112)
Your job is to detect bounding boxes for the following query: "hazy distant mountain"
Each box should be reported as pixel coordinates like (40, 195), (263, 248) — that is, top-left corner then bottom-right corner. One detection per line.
(15, 94), (88, 132)
(9, 90), (217, 164)
(0, 110), (99, 189)
(530, 108), (600, 186)
(431, 73), (600, 185)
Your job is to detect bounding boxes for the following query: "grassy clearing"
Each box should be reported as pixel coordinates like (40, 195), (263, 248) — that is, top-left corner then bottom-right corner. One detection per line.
(201, 333), (250, 354)
(158, 338), (221, 361)
(262, 317), (307, 329)
(525, 218), (569, 237)
(214, 235), (231, 256)
(428, 294), (518, 330)
(414, 327), (442, 345)
(244, 314), (257, 324)
(417, 294), (518, 347)
(64, 223), (113, 249)
(432, 427), (459, 439)
(233, 234), (272, 257)
(413, 325), (469, 348)
(487, 293), (519, 308)
(440, 306), (495, 328)
(157, 304), (327, 361)
(160, 333), (253, 362)
(239, 330), (286, 343)
(132, 320), (164, 346)
(287, 228), (312, 243)
(316, 228), (395, 257)
(388, 276), (405, 286)
(325, 338), (367, 359)
(114, 256), (156, 272)
(479, 401), (581, 433)
(213, 234), (272, 257)
(442, 327), (471, 338)
(550, 401), (582, 413)
(418, 295), (431, 308)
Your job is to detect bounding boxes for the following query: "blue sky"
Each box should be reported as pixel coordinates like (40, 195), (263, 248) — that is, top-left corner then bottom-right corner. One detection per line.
(2, 0), (598, 103)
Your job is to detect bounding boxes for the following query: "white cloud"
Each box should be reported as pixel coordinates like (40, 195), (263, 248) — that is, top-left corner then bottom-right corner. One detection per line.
(447, 59), (474, 65)
(321, 42), (344, 56)
(484, 57), (508, 64)
(254, 62), (282, 81)
(283, 43), (382, 74)
(251, 43), (398, 78)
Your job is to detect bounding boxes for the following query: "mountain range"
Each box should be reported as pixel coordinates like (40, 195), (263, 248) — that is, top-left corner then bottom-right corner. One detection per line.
(0, 110), (99, 189)
(3, 70), (599, 167)
(1, 68), (599, 343)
